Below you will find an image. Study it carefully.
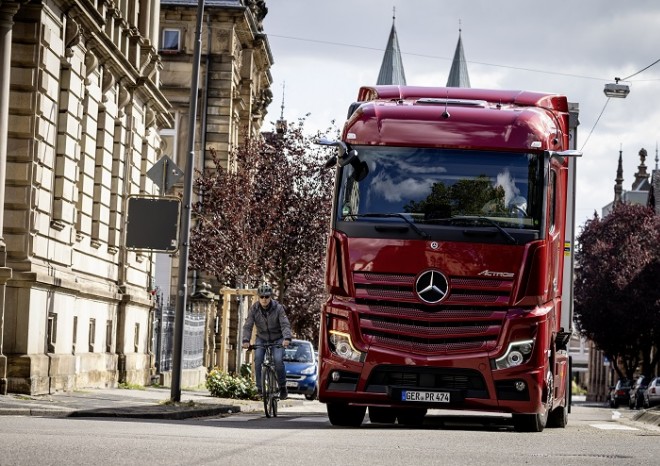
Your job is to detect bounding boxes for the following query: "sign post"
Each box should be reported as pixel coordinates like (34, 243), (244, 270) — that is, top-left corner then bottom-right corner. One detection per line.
(171, 0), (205, 402)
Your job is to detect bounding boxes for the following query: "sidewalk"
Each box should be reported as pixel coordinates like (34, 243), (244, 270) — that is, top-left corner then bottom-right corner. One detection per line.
(2, 387), (660, 427)
(0, 386), (302, 420)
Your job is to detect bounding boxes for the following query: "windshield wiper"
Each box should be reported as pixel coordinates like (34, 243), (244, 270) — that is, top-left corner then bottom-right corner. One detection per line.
(344, 213), (430, 239)
(452, 215), (518, 245)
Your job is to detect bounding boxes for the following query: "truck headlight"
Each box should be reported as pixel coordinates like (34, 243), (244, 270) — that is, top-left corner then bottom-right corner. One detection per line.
(329, 330), (365, 362)
(493, 339), (534, 370)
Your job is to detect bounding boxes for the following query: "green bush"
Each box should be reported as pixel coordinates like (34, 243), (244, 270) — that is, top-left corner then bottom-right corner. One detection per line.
(571, 380), (587, 396)
(206, 368), (259, 400)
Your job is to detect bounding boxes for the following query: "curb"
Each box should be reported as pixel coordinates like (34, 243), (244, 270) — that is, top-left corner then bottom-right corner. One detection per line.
(632, 409), (660, 427)
(67, 404), (239, 420)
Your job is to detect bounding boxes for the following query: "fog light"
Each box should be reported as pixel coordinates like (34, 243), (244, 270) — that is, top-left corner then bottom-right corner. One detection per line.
(331, 371), (341, 382)
(515, 381), (526, 391)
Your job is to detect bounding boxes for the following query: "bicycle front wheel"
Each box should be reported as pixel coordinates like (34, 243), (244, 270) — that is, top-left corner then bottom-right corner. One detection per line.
(262, 365), (274, 418)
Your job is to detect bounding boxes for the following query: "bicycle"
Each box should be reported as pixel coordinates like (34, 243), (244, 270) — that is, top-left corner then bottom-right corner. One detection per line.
(249, 343), (283, 418)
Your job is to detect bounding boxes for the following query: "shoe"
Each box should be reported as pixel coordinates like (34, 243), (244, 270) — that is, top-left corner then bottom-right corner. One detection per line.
(279, 387), (288, 400)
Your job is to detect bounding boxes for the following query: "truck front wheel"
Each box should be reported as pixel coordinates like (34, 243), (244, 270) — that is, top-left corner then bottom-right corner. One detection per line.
(327, 403), (366, 427)
(512, 412), (547, 432)
(512, 368), (553, 432)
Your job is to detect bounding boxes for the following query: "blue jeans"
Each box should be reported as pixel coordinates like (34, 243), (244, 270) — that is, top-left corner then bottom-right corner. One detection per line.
(254, 337), (286, 391)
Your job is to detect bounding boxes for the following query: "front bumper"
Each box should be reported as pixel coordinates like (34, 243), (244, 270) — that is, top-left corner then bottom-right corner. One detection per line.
(318, 348), (545, 414)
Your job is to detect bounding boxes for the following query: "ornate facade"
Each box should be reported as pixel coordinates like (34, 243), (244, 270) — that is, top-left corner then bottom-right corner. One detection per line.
(0, 0), (171, 395)
(155, 0), (273, 380)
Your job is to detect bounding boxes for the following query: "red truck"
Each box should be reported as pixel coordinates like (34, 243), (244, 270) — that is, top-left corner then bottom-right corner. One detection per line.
(317, 85), (580, 432)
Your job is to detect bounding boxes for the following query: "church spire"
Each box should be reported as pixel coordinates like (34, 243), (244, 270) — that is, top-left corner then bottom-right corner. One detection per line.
(614, 145), (624, 204)
(376, 7), (407, 85)
(275, 82), (287, 135)
(446, 21), (471, 88)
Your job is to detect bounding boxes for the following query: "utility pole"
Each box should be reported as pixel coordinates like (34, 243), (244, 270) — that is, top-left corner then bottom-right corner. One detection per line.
(171, 0), (205, 402)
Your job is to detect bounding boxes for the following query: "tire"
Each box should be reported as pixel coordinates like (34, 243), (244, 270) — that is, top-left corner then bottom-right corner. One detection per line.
(547, 405), (568, 428)
(513, 368), (552, 432)
(396, 408), (427, 426)
(368, 406), (397, 424)
(305, 387), (318, 401)
(547, 390), (568, 428)
(262, 367), (277, 418)
(512, 413), (546, 432)
(327, 403), (366, 427)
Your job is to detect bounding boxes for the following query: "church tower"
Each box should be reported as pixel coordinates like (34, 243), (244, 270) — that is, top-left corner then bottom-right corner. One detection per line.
(376, 8), (407, 85)
(446, 24), (471, 88)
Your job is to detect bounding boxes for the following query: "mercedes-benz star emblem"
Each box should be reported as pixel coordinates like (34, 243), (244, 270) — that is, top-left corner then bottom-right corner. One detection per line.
(415, 270), (449, 304)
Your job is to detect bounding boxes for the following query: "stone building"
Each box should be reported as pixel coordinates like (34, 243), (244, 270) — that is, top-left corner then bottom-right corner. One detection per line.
(155, 0), (273, 380)
(0, 0), (171, 395)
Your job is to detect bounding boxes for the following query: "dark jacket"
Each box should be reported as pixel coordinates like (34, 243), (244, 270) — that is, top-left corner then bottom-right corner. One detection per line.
(242, 299), (292, 343)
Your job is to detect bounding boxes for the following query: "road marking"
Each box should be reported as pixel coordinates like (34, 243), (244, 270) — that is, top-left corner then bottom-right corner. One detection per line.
(590, 423), (638, 430)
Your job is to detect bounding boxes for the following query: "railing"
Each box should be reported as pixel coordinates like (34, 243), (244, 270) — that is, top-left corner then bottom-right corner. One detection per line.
(154, 302), (206, 373)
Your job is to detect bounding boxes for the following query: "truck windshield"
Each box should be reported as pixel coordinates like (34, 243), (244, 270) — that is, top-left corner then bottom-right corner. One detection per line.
(336, 146), (542, 232)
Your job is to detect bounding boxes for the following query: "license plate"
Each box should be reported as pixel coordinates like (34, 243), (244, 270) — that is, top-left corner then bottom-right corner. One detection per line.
(286, 381), (298, 388)
(401, 390), (450, 403)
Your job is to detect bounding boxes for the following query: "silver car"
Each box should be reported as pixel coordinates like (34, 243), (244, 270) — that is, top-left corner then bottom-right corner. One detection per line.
(643, 376), (660, 408)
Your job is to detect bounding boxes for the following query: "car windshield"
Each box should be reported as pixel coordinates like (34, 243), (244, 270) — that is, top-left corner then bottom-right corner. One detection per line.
(336, 146), (543, 231)
(283, 342), (314, 363)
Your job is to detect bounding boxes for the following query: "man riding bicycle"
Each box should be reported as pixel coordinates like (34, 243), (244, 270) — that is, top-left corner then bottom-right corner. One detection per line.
(242, 283), (292, 399)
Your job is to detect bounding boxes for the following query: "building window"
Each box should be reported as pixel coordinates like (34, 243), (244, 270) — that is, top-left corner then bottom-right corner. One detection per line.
(72, 316), (78, 354)
(105, 320), (113, 353)
(89, 318), (96, 353)
(134, 323), (140, 353)
(161, 29), (181, 52)
(47, 312), (57, 353)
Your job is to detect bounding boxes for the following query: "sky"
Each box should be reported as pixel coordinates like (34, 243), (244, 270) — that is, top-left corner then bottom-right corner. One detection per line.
(261, 0), (660, 232)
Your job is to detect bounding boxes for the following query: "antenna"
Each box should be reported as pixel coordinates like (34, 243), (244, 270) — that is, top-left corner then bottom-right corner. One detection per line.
(442, 90), (450, 119)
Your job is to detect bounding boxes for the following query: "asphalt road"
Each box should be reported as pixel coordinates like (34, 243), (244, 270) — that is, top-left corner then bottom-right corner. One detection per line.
(2, 397), (660, 466)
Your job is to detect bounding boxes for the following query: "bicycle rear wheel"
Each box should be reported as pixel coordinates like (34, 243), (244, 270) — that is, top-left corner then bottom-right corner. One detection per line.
(262, 365), (274, 418)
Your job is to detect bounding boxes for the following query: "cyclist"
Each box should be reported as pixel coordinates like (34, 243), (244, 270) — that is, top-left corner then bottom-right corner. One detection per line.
(241, 283), (292, 399)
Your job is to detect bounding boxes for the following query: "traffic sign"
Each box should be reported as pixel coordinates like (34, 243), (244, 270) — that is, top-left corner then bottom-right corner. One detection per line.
(125, 196), (180, 252)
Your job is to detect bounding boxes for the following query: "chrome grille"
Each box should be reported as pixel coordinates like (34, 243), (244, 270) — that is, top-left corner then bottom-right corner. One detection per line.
(352, 271), (513, 355)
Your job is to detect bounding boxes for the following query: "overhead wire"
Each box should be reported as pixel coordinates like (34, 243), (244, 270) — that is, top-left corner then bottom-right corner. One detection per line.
(266, 30), (660, 151)
(578, 58), (660, 151)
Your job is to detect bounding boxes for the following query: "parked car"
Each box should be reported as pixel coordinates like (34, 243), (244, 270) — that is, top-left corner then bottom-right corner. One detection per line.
(283, 339), (318, 400)
(643, 376), (660, 408)
(608, 379), (631, 408)
(629, 376), (650, 409)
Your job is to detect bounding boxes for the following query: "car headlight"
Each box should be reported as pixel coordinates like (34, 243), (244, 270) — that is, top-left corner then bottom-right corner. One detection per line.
(300, 366), (316, 375)
(329, 330), (365, 362)
(493, 339), (535, 370)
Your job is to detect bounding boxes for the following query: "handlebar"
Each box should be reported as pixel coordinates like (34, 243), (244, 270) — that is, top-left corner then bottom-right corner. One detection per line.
(247, 343), (285, 351)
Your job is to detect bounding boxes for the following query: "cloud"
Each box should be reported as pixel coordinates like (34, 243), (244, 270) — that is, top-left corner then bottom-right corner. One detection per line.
(263, 0), (660, 232)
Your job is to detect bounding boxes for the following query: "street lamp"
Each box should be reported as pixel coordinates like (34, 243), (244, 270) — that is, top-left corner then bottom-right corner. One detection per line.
(603, 78), (630, 98)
